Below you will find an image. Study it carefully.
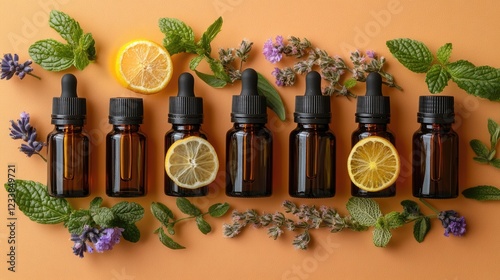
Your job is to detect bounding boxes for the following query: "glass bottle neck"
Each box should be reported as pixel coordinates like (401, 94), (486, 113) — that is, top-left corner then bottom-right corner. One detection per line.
(358, 123), (388, 132)
(233, 123), (266, 129)
(113, 124), (140, 132)
(297, 123), (330, 130)
(171, 124), (202, 131)
(55, 124), (84, 133)
(420, 123), (453, 131)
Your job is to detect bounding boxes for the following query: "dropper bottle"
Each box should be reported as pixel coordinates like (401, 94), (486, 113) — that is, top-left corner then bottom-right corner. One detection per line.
(106, 97), (147, 197)
(47, 74), (90, 197)
(289, 71), (336, 198)
(351, 72), (396, 197)
(165, 72), (207, 197)
(226, 68), (273, 197)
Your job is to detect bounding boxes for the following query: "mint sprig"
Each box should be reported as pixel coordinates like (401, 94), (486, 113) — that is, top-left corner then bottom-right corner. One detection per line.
(4, 180), (144, 242)
(158, 17), (286, 121)
(470, 119), (500, 167)
(151, 198), (230, 249)
(29, 10), (96, 71)
(387, 38), (500, 100)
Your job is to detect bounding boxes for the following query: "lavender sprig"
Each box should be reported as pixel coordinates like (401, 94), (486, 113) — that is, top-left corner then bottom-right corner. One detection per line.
(9, 112), (46, 161)
(262, 36), (402, 97)
(1, 53), (41, 80)
(71, 225), (124, 258)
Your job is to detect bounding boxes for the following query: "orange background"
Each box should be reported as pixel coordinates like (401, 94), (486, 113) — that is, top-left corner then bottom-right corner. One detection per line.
(1, 0), (499, 279)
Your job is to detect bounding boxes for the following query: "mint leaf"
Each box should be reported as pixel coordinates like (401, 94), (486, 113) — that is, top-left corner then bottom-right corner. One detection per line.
(373, 226), (392, 247)
(119, 222), (141, 243)
(7, 180), (72, 224)
(490, 158), (500, 168)
(90, 207), (114, 228)
(111, 201), (144, 224)
(29, 39), (74, 71)
(197, 17), (223, 55)
(386, 38), (433, 73)
(159, 18), (196, 55)
(189, 56), (204, 70)
(257, 72), (286, 121)
(425, 64), (451, 93)
(384, 211), (405, 229)
(89, 197), (103, 210)
(488, 118), (500, 147)
(49, 10), (82, 46)
(157, 227), (185, 249)
(436, 43), (452, 64)
(208, 202), (230, 218)
(344, 78), (357, 89)
(400, 200), (421, 220)
(194, 70), (227, 88)
(176, 197), (202, 216)
(413, 217), (431, 243)
(462, 185), (500, 200)
(470, 139), (490, 159)
(207, 58), (231, 82)
(346, 197), (382, 227)
(151, 202), (174, 226)
(447, 60), (500, 101)
(196, 216), (212, 234)
(66, 210), (92, 234)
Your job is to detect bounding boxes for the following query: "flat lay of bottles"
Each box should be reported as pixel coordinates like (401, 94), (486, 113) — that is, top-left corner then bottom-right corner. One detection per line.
(47, 71), (459, 199)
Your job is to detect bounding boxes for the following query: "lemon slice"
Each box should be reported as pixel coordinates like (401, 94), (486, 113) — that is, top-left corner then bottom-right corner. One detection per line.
(347, 136), (400, 192)
(114, 39), (173, 94)
(165, 136), (219, 189)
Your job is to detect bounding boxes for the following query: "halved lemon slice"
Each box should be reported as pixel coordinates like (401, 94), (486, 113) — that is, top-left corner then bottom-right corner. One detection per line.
(347, 136), (400, 192)
(165, 136), (219, 189)
(114, 39), (173, 94)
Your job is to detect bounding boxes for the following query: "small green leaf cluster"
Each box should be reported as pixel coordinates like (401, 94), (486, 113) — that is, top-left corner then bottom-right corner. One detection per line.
(158, 17), (286, 121)
(470, 119), (500, 167)
(29, 10), (96, 71)
(4, 180), (144, 243)
(386, 38), (500, 100)
(346, 197), (432, 247)
(151, 198), (230, 249)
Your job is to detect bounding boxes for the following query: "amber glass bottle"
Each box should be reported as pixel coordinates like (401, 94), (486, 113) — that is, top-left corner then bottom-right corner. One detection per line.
(47, 74), (90, 197)
(351, 72), (396, 197)
(165, 73), (208, 197)
(289, 71), (336, 198)
(106, 98), (147, 197)
(226, 68), (273, 197)
(413, 96), (458, 198)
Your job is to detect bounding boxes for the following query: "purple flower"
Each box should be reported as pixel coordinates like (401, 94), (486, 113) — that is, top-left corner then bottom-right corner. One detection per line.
(263, 36), (284, 63)
(70, 226), (124, 258)
(9, 112), (46, 159)
(366, 50), (376, 59)
(271, 67), (295, 87)
(94, 227), (124, 253)
(438, 210), (466, 237)
(1, 53), (39, 80)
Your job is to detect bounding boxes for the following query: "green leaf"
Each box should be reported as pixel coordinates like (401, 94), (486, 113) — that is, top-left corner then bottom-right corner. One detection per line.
(470, 139), (490, 159)
(66, 210), (92, 234)
(384, 211), (405, 229)
(120, 222), (141, 243)
(489, 158), (500, 168)
(346, 197), (382, 227)
(49, 10), (82, 46)
(447, 60), (500, 101)
(488, 150), (497, 161)
(194, 70), (227, 88)
(425, 64), (451, 93)
(196, 216), (212, 234)
(73, 49), (90, 71)
(189, 55), (204, 70)
(207, 58), (231, 82)
(151, 202), (174, 227)
(400, 200), (421, 220)
(413, 217), (431, 243)
(462, 185), (500, 200)
(344, 78), (357, 89)
(257, 72), (286, 121)
(29, 39), (74, 71)
(488, 119), (500, 148)
(436, 43), (452, 65)
(373, 226), (392, 247)
(157, 227), (185, 249)
(197, 17), (223, 55)
(176, 197), (202, 216)
(89, 197), (103, 210)
(159, 18), (196, 55)
(111, 201), (144, 224)
(208, 203), (230, 218)
(90, 207), (114, 228)
(6, 180), (71, 224)
(386, 38), (433, 73)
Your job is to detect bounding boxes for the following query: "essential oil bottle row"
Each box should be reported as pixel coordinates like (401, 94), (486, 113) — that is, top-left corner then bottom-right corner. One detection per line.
(47, 70), (458, 199)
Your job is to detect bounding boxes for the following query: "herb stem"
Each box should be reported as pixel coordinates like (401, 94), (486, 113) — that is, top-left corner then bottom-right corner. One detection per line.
(36, 152), (47, 162)
(28, 72), (42, 80)
(419, 198), (440, 214)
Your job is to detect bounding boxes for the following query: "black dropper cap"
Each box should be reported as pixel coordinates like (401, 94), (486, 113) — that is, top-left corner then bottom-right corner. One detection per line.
(355, 72), (390, 124)
(294, 71), (331, 124)
(417, 95), (455, 124)
(168, 73), (203, 125)
(51, 74), (86, 126)
(231, 68), (267, 124)
(109, 98), (143, 125)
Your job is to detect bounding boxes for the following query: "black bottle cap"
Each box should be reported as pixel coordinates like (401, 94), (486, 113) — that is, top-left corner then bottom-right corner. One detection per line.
(231, 68), (267, 124)
(355, 72), (390, 124)
(417, 95), (455, 124)
(109, 97), (143, 125)
(168, 73), (203, 125)
(51, 73), (86, 125)
(294, 71), (331, 124)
